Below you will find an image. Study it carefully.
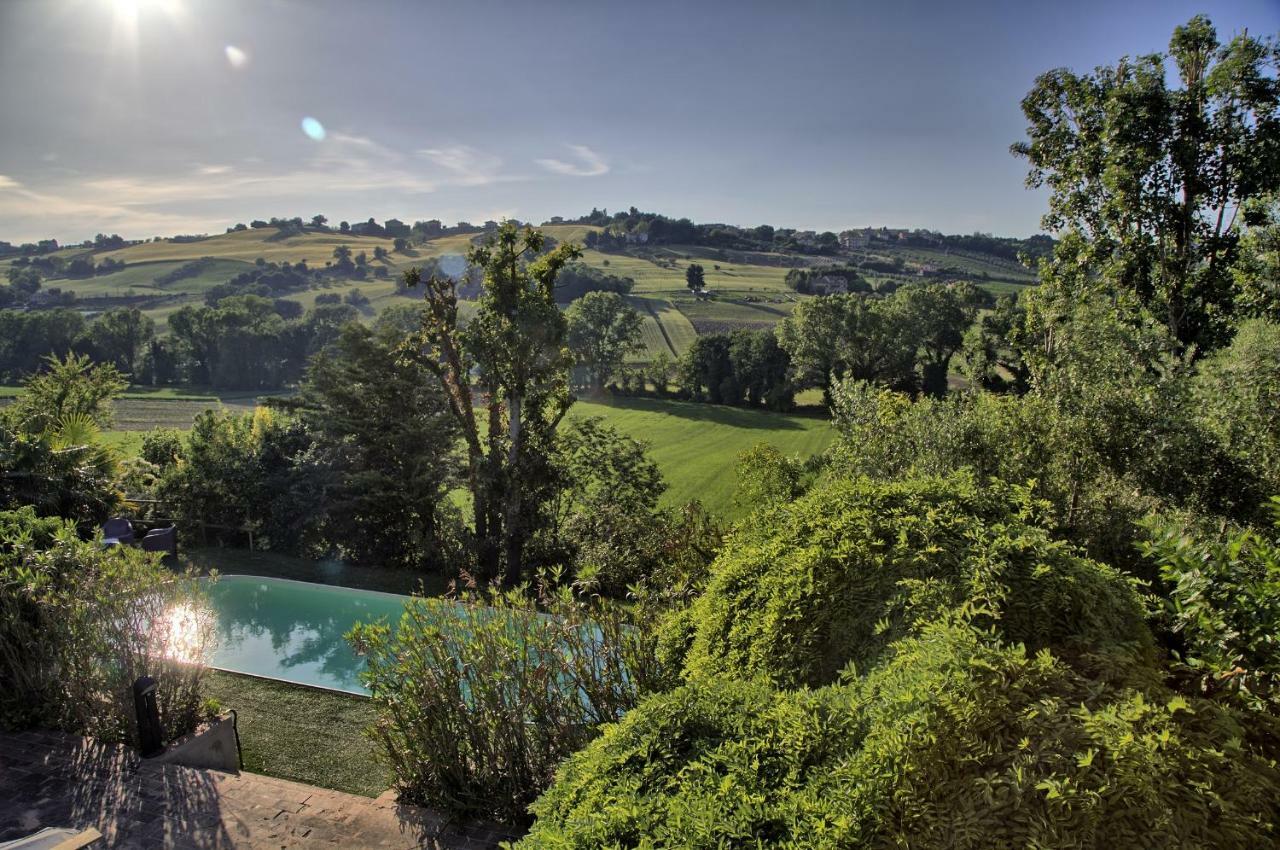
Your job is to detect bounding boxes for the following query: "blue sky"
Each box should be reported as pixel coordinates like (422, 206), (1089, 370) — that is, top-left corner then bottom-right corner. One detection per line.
(0, 0), (1275, 243)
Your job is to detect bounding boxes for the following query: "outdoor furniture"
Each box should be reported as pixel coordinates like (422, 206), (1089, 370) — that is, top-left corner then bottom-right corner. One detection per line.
(100, 518), (135, 546)
(139, 526), (177, 557)
(0, 827), (102, 849)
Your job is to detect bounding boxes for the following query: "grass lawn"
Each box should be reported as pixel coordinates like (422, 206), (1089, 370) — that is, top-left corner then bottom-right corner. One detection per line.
(570, 396), (834, 518)
(203, 670), (390, 797)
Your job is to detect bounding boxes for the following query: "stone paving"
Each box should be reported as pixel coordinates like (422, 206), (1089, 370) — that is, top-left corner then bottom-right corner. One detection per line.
(0, 730), (519, 849)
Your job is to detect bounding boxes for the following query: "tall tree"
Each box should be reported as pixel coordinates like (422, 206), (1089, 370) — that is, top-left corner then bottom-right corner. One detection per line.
(1013, 15), (1280, 352)
(87, 308), (155, 375)
(298, 320), (459, 569)
(776, 294), (915, 404)
(685, 263), (705, 292)
(565, 292), (644, 391)
(892, 283), (981, 397)
(403, 223), (581, 583)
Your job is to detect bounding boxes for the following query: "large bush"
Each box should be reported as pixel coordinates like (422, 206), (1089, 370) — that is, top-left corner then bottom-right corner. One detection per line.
(521, 622), (1280, 849)
(680, 474), (1150, 688)
(1141, 498), (1280, 709)
(158, 407), (314, 551)
(1193, 319), (1280, 497)
(0, 508), (211, 743)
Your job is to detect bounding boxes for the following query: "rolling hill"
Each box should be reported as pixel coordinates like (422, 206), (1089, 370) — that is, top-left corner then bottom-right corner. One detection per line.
(2, 220), (1041, 360)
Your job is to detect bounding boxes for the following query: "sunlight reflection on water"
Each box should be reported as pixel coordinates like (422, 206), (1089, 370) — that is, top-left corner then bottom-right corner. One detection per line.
(161, 601), (215, 665)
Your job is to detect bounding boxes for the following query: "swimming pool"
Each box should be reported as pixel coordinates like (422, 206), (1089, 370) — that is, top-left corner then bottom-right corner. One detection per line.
(204, 575), (411, 695)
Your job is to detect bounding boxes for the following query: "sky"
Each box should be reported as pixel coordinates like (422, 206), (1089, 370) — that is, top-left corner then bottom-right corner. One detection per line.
(0, 0), (1276, 244)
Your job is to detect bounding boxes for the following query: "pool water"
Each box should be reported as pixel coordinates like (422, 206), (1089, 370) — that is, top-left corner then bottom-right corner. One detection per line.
(205, 575), (412, 695)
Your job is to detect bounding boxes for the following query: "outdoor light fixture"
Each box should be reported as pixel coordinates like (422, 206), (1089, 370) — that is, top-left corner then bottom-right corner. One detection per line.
(133, 676), (164, 758)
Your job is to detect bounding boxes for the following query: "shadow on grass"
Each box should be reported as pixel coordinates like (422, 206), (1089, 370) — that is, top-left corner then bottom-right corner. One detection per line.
(576, 393), (817, 430)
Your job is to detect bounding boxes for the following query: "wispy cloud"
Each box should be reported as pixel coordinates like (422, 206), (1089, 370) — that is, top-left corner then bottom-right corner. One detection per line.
(535, 144), (609, 177)
(0, 134), (532, 242)
(417, 145), (507, 186)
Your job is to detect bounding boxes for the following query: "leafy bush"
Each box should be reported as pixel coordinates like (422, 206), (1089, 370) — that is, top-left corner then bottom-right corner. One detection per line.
(680, 474), (1150, 688)
(826, 376), (1253, 575)
(521, 621), (1280, 849)
(0, 510), (211, 743)
(158, 408), (314, 551)
(1141, 498), (1280, 708)
(1193, 319), (1280, 497)
(348, 583), (668, 825)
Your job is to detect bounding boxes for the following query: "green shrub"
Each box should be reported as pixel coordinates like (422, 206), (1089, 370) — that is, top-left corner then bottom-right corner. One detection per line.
(680, 474), (1150, 688)
(1193, 319), (1280, 498)
(1140, 498), (1280, 708)
(348, 583), (669, 825)
(521, 622), (1280, 849)
(0, 512), (212, 743)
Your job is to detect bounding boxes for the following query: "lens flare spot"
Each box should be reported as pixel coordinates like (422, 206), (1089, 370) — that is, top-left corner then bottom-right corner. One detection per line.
(224, 45), (249, 69)
(161, 602), (213, 665)
(300, 117), (326, 141)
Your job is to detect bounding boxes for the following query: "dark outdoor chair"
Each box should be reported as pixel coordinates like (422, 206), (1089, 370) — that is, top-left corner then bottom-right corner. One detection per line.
(101, 517), (135, 545)
(140, 526), (177, 557)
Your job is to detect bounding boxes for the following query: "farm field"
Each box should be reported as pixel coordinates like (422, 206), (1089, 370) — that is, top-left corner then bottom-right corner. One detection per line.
(627, 295), (698, 359)
(578, 246), (794, 294)
(672, 292), (798, 333)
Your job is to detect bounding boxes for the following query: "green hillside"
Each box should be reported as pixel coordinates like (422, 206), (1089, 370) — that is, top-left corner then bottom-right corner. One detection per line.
(5, 221), (1039, 357)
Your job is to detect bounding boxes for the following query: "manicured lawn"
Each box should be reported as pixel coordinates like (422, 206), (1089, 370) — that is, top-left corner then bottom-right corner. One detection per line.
(570, 396), (835, 518)
(203, 670), (390, 797)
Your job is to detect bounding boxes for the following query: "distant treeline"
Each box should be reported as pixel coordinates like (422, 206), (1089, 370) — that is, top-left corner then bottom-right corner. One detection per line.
(0, 297), (374, 389)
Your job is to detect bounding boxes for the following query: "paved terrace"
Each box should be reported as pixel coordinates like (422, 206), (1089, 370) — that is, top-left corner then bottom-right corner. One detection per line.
(0, 730), (517, 849)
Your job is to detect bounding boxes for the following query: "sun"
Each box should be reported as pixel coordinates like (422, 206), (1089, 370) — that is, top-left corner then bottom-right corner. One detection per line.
(101, 0), (185, 53)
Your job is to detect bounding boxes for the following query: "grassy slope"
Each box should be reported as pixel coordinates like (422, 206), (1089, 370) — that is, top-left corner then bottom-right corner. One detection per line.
(569, 396), (834, 518)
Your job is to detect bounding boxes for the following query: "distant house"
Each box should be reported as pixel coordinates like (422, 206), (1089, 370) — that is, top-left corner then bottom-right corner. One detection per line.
(625, 230), (649, 244)
(839, 229), (871, 250)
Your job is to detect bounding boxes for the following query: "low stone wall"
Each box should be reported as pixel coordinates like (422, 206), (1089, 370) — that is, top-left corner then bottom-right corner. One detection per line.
(153, 712), (240, 773)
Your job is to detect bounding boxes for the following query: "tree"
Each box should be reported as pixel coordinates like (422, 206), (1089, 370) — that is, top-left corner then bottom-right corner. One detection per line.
(298, 321), (459, 569)
(565, 292), (644, 392)
(685, 263), (705, 292)
(310, 214), (327, 229)
(373, 246), (389, 262)
(678, 334), (735, 403)
(7, 267), (41, 295)
(647, 352), (675, 396)
(332, 244), (352, 262)
(1013, 16), (1280, 352)
(338, 221), (350, 234)
(960, 292), (1029, 393)
(86, 308), (155, 374)
(7, 353), (127, 432)
(393, 237), (410, 253)
(776, 294), (915, 404)
(892, 283), (980, 397)
(402, 223), (582, 583)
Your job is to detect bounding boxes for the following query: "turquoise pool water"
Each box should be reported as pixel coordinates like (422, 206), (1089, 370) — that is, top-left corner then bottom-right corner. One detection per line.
(205, 575), (410, 695)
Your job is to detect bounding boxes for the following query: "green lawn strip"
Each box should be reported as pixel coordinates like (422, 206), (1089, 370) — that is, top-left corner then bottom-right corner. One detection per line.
(202, 670), (389, 798)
